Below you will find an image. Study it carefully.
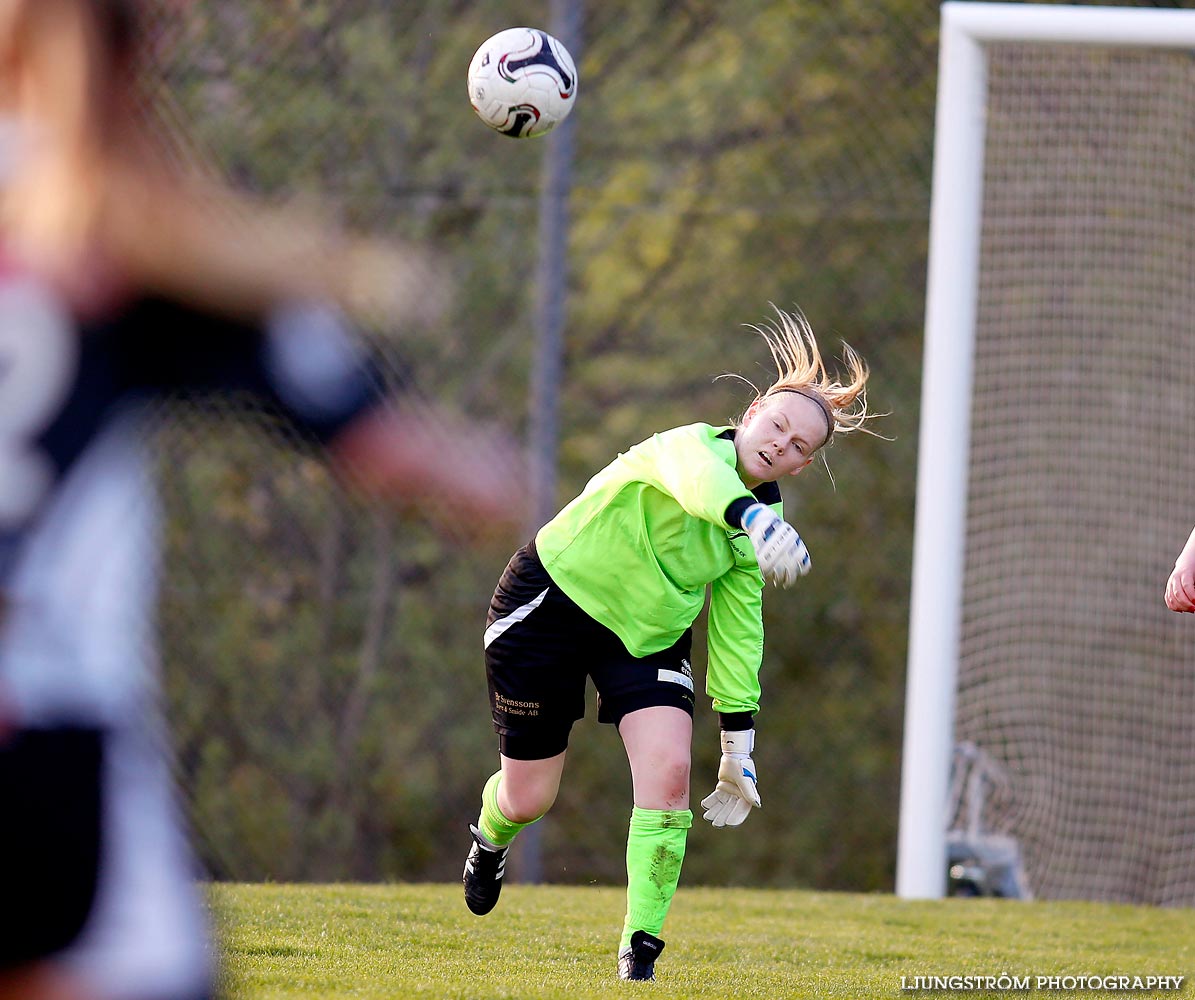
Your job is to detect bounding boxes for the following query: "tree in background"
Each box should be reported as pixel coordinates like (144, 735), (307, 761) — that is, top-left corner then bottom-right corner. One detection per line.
(150, 0), (937, 889)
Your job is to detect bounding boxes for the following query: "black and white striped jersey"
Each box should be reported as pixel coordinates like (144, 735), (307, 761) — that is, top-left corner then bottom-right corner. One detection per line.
(0, 268), (384, 726)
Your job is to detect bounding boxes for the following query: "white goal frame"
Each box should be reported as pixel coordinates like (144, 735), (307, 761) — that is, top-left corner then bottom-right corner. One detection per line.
(897, 1), (1195, 899)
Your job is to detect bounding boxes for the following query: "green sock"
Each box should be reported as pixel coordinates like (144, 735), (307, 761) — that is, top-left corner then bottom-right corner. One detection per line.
(620, 806), (693, 950)
(477, 771), (540, 847)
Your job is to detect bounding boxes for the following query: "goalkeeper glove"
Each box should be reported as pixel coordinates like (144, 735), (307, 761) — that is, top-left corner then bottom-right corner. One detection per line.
(700, 729), (761, 828)
(741, 502), (811, 587)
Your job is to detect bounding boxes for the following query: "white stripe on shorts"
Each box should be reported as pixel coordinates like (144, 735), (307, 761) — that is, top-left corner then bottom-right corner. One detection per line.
(657, 668), (694, 692)
(483, 587), (549, 649)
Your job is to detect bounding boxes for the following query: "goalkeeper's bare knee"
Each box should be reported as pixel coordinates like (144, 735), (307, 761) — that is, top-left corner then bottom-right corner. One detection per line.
(496, 754), (565, 822)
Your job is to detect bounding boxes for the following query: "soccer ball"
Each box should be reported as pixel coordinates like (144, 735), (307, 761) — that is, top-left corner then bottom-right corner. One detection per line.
(467, 27), (578, 138)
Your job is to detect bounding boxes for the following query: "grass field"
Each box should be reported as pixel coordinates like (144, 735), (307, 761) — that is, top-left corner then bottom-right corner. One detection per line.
(210, 883), (1194, 999)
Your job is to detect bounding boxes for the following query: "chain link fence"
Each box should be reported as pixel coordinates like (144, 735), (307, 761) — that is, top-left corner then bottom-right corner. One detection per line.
(134, 0), (1191, 892)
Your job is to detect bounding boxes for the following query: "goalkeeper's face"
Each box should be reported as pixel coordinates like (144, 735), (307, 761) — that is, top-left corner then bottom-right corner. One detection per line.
(734, 393), (822, 486)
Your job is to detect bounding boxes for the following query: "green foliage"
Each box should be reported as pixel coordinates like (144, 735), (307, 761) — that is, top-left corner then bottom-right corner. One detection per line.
(150, 0), (942, 890)
(211, 882), (1195, 999)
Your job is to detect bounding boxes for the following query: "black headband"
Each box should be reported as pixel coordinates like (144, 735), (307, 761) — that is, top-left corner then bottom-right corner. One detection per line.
(766, 387), (834, 449)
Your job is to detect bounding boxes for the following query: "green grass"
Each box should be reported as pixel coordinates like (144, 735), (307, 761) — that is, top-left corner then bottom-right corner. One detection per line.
(211, 883), (1194, 999)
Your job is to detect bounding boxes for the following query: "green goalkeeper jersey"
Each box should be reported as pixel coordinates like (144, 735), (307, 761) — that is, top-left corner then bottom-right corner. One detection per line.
(534, 422), (782, 717)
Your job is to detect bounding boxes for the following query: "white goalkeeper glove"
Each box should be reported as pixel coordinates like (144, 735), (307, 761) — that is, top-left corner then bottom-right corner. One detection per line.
(741, 502), (811, 587)
(700, 729), (761, 828)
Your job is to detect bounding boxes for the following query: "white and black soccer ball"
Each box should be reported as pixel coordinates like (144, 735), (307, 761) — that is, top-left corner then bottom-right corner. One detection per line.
(467, 27), (577, 139)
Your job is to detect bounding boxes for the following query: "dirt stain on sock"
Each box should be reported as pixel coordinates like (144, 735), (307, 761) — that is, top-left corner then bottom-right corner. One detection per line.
(649, 844), (683, 893)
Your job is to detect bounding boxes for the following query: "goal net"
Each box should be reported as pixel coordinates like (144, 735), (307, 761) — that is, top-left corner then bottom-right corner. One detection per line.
(899, 3), (1195, 904)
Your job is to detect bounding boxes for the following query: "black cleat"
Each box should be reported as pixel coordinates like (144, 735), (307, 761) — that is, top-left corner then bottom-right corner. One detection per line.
(617, 930), (666, 981)
(463, 824), (509, 915)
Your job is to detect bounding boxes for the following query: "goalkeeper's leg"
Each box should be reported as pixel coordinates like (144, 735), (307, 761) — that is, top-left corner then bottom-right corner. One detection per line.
(616, 706), (694, 980)
(464, 753), (564, 916)
(474, 541), (589, 915)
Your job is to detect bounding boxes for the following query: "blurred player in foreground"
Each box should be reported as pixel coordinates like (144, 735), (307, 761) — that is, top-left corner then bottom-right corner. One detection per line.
(461, 306), (881, 981)
(0, 2), (525, 999)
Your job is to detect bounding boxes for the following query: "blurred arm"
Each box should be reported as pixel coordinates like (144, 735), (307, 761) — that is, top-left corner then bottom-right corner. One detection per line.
(328, 400), (527, 543)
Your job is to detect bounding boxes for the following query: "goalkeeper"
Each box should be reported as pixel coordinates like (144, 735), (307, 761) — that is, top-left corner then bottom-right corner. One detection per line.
(462, 306), (880, 981)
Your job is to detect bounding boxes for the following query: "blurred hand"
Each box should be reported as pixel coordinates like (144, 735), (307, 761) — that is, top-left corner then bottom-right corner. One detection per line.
(1165, 552), (1195, 613)
(339, 238), (451, 331)
(330, 400), (527, 544)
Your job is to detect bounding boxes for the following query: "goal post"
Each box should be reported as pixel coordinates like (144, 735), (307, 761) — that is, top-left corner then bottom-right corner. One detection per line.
(898, 2), (1195, 900)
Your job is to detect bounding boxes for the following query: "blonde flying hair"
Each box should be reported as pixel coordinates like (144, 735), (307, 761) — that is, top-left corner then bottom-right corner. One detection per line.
(724, 304), (884, 466)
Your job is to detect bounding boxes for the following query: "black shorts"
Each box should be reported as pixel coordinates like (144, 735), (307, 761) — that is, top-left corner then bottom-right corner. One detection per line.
(483, 541), (696, 760)
(0, 722), (214, 998)
(0, 727), (103, 967)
